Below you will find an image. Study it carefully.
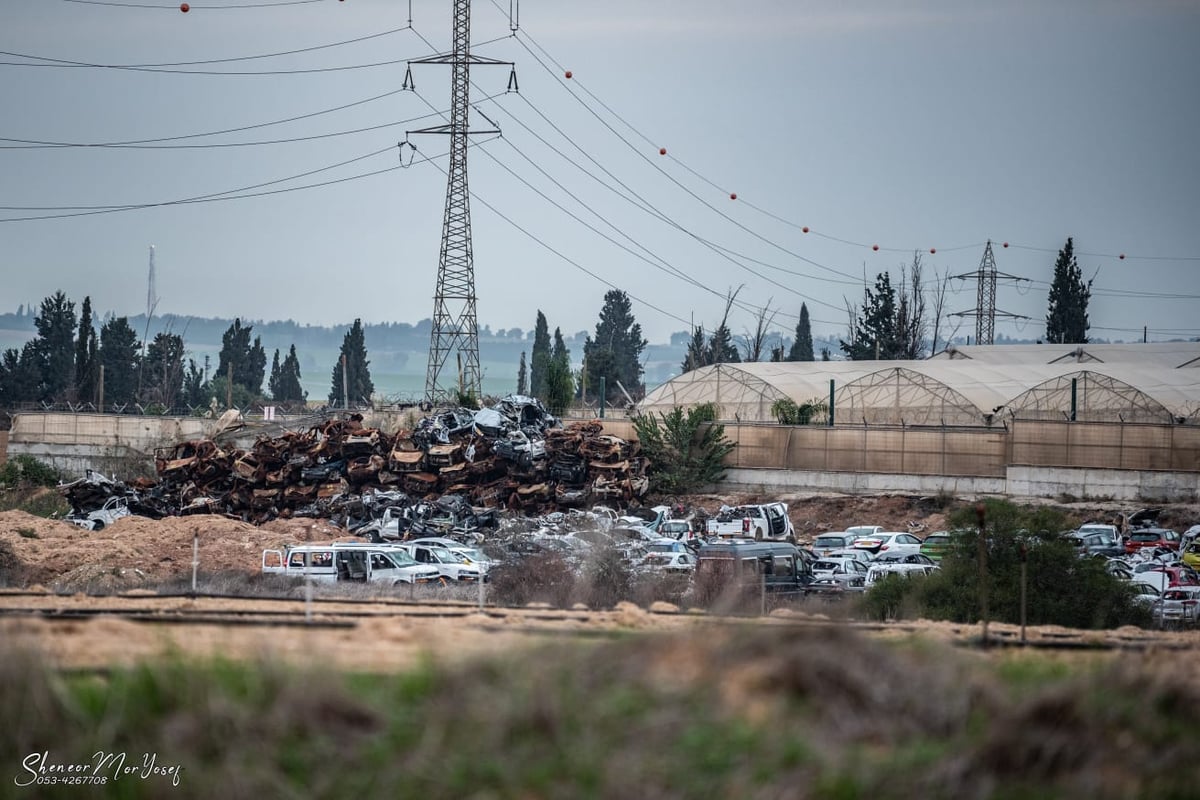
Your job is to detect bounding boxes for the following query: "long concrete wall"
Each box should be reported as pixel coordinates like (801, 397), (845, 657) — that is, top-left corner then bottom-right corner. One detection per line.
(7, 411), (1199, 502)
(721, 466), (1199, 502)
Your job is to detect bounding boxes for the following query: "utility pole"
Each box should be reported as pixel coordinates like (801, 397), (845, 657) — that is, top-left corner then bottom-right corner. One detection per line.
(341, 354), (349, 410)
(405, 0), (515, 406)
(949, 241), (1030, 346)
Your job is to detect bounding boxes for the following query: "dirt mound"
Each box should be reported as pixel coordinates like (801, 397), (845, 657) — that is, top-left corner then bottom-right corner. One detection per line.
(0, 510), (353, 588)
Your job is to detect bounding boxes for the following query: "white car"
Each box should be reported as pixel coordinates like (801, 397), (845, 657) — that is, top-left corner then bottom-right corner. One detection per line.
(406, 537), (496, 570)
(1158, 586), (1200, 626)
(66, 496), (132, 532)
(810, 557), (870, 587)
(865, 555), (939, 587)
(400, 543), (485, 582)
(811, 532), (858, 557)
(824, 548), (875, 565)
(639, 552), (696, 573)
(852, 532), (924, 558)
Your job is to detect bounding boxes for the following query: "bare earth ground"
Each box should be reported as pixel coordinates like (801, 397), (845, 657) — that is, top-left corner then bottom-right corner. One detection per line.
(3, 492), (1196, 591)
(2, 493), (1198, 671)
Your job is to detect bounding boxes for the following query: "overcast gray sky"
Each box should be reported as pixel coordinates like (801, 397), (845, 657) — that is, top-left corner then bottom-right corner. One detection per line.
(3, 0), (1198, 345)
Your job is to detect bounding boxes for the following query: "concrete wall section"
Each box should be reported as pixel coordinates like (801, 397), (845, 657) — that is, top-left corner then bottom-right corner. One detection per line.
(6, 441), (151, 477)
(722, 468), (1006, 496)
(10, 413), (212, 450)
(1006, 466), (1200, 503)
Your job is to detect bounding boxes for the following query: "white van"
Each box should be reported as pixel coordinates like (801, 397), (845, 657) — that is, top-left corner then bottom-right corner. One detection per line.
(397, 542), (486, 582)
(262, 542), (442, 585)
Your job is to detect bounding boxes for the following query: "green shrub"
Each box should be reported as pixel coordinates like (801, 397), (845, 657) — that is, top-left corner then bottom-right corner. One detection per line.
(632, 402), (735, 493)
(910, 499), (1148, 629)
(0, 455), (63, 489)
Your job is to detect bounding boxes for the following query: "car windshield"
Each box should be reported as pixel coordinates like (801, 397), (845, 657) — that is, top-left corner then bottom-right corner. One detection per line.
(814, 536), (845, 547)
(432, 547), (469, 564)
(1131, 533), (1161, 542)
(644, 554), (673, 564)
(813, 561), (842, 572)
(923, 536), (950, 545)
(388, 549), (418, 566)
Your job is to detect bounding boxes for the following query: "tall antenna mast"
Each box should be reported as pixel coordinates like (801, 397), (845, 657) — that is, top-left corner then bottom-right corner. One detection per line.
(147, 244), (157, 321)
(950, 240), (1029, 345)
(405, 0), (514, 405)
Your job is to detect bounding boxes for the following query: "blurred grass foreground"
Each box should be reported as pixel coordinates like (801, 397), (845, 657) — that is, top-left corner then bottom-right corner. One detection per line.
(2, 625), (1197, 800)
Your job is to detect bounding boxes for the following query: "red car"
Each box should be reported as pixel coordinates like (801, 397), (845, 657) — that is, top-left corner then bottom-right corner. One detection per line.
(1141, 566), (1200, 589)
(1124, 528), (1181, 555)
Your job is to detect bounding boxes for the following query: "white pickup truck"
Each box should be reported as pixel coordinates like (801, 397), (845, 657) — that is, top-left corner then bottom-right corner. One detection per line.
(705, 502), (796, 543)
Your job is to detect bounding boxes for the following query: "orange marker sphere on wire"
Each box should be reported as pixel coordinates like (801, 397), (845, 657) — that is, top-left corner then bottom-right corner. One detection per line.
(1002, 242), (1009, 248)
(930, 247), (936, 254)
(1119, 253), (1126, 260)
(872, 244), (879, 251)
(730, 193), (737, 200)
(180, 3), (189, 11)
(564, 70), (572, 79)
(659, 148), (666, 156)
(802, 226), (809, 233)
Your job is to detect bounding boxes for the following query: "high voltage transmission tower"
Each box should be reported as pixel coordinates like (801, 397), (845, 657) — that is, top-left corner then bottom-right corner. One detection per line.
(404, 0), (514, 405)
(949, 240), (1030, 345)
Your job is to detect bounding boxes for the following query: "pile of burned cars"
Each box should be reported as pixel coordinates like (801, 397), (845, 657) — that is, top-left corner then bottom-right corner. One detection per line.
(57, 398), (650, 538)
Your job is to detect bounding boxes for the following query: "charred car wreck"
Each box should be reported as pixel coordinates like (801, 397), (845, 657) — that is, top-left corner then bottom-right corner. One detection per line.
(59, 396), (649, 533)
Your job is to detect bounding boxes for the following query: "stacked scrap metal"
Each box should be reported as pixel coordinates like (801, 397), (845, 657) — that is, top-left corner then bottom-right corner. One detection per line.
(128, 396), (648, 524)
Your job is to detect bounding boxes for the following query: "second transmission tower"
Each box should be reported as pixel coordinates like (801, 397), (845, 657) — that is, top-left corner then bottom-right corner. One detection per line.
(950, 240), (1029, 345)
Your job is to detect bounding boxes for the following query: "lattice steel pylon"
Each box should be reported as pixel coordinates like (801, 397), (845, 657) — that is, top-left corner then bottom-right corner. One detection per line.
(975, 240), (998, 345)
(950, 240), (1029, 346)
(406, 0), (512, 405)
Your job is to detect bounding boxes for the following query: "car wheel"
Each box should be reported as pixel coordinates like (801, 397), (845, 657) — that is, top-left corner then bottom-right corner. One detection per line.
(92, 521), (105, 532)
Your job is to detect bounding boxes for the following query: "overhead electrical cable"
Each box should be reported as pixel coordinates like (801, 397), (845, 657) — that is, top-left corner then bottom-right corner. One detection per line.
(63, 0), (326, 9)
(0, 33), (514, 76)
(0, 140), (491, 221)
(511, 34), (871, 289)
(488, 91), (862, 294)
(507, 13), (1199, 266)
(0, 91), (505, 150)
(409, 27), (847, 325)
(1, 24), (408, 69)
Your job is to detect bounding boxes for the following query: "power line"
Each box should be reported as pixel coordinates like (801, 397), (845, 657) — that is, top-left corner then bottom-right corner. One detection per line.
(62, 0), (326, 9)
(2, 23), (407, 69)
(0, 141), (491, 222)
(0, 91), (507, 150)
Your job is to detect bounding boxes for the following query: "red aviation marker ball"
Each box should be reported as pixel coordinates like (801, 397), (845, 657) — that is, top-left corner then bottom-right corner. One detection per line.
(180, 3), (188, 11)
(730, 193), (737, 200)
(1003, 242), (1009, 248)
(659, 148), (666, 155)
(930, 248), (936, 254)
(872, 244), (879, 251)
(1119, 254), (1126, 260)
(564, 70), (572, 79)
(802, 226), (809, 233)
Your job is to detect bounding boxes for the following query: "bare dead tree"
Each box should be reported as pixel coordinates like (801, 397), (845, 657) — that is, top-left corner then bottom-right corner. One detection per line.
(928, 266), (963, 355)
(894, 252), (927, 359)
(740, 296), (778, 362)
